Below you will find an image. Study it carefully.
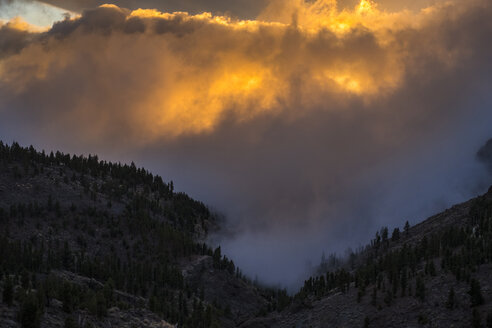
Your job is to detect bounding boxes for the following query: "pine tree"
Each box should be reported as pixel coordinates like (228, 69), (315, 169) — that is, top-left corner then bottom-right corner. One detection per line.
(469, 278), (484, 307)
(384, 290), (392, 306)
(2, 276), (14, 306)
(404, 221), (410, 236)
(62, 282), (73, 313)
(103, 278), (114, 307)
(391, 228), (400, 241)
(425, 261), (436, 276)
(20, 270), (30, 290)
(64, 316), (79, 328)
(204, 304), (213, 327)
(446, 287), (455, 309)
(400, 268), (407, 297)
(487, 311), (492, 328)
(96, 292), (107, 318)
(416, 276), (425, 302)
(381, 227), (389, 248)
(472, 308), (481, 328)
(19, 292), (41, 328)
(371, 287), (377, 306)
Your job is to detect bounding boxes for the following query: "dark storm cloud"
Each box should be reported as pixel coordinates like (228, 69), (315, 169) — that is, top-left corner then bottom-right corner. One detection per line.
(1, 0), (492, 287)
(0, 22), (32, 58)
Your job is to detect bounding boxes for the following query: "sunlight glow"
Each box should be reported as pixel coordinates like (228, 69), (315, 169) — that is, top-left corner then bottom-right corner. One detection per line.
(0, 0), (463, 138)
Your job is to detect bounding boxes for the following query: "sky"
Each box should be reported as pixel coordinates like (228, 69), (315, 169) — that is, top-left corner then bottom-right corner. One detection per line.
(1, 0), (492, 289)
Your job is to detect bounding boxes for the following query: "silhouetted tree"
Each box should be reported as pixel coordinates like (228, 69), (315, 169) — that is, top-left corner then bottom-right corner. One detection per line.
(472, 308), (481, 328)
(404, 221), (410, 236)
(2, 276), (13, 306)
(64, 316), (79, 328)
(487, 311), (492, 328)
(416, 276), (425, 302)
(446, 287), (455, 309)
(469, 279), (484, 307)
(96, 292), (107, 318)
(19, 292), (41, 328)
(61, 282), (73, 313)
(391, 228), (400, 241)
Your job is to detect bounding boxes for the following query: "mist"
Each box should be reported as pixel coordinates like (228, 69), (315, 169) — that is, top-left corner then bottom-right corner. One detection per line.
(0, 0), (492, 289)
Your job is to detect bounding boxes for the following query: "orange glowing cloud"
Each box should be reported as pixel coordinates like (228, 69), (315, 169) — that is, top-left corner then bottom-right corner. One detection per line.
(0, 0), (485, 140)
(1, 17), (49, 32)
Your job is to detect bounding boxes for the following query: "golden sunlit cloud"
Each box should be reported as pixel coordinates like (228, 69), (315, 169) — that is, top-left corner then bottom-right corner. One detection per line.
(1, 16), (50, 32)
(0, 0), (485, 140)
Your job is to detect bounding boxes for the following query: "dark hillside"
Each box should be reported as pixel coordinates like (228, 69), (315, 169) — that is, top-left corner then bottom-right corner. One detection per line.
(243, 187), (492, 327)
(4, 141), (492, 328)
(0, 142), (284, 328)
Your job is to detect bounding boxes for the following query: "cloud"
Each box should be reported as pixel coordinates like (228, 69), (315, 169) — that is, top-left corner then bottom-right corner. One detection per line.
(0, 1), (444, 138)
(478, 138), (492, 174)
(37, 0), (447, 19)
(1, 0), (492, 287)
(38, 0), (268, 19)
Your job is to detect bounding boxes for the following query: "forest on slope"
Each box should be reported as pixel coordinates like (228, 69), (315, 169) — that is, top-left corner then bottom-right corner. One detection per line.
(2, 141), (492, 328)
(245, 187), (492, 327)
(0, 142), (289, 328)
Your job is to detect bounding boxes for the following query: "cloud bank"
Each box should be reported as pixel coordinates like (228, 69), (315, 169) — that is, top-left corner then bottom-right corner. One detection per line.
(1, 0), (492, 287)
(38, 0), (268, 20)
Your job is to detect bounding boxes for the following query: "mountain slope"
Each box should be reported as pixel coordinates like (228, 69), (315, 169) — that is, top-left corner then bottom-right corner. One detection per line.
(3, 141), (492, 328)
(0, 142), (283, 328)
(242, 187), (492, 327)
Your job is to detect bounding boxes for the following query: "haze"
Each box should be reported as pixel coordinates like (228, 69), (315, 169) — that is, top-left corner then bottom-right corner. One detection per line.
(1, 0), (492, 289)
